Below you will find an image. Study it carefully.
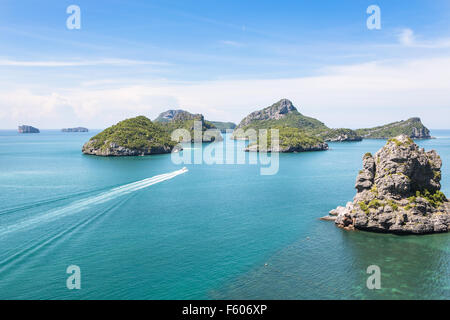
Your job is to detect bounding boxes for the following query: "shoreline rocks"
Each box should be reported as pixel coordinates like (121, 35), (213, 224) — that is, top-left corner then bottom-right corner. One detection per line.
(321, 129), (363, 142)
(82, 141), (179, 156)
(326, 135), (450, 234)
(245, 142), (329, 153)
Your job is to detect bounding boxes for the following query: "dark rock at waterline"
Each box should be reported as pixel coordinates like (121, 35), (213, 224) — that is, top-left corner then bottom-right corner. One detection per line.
(18, 125), (40, 133)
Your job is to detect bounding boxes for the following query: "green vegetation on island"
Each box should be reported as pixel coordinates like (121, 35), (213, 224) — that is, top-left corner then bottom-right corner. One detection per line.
(82, 116), (177, 156)
(210, 121), (237, 133)
(232, 99), (432, 154)
(154, 109), (222, 142)
(355, 117), (431, 139)
(81, 100), (433, 157)
(245, 127), (328, 152)
(318, 128), (362, 142)
(232, 100), (327, 138)
(233, 99), (361, 152)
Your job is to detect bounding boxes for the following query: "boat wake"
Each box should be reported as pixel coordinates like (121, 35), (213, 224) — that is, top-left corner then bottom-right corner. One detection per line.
(0, 168), (188, 237)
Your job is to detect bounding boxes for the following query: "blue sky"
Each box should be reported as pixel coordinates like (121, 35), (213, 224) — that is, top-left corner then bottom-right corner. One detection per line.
(0, 0), (449, 129)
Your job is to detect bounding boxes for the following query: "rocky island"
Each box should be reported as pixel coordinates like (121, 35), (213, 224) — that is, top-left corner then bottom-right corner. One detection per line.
(356, 117), (431, 139)
(233, 99), (432, 146)
(80, 101), (434, 157)
(62, 127), (89, 132)
(155, 109), (223, 142)
(18, 125), (40, 133)
(82, 116), (178, 156)
(244, 127), (329, 152)
(324, 135), (450, 234)
(232, 99), (362, 146)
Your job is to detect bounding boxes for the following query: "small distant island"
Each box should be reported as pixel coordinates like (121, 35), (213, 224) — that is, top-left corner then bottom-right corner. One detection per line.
(62, 127), (89, 132)
(18, 125), (39, 133)
(323, 135), (449, 234)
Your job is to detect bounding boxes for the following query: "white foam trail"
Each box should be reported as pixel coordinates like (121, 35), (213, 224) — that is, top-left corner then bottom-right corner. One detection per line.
(0, 168), (188, 237)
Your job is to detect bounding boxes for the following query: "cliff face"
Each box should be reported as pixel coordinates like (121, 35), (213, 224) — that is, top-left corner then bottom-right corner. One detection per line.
(356, 117), (432, 139)
(237, 99), (300, 127)
(155, 110), (203, 123)
(326, 135), (449, 234)
(18, 125), (39, 133)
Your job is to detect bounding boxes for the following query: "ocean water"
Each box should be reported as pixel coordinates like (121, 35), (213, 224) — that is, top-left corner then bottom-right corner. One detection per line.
(0, 129), (449, 300)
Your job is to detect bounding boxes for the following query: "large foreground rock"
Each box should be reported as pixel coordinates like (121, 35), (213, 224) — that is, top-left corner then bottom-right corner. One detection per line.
(329, 135), (450, 234)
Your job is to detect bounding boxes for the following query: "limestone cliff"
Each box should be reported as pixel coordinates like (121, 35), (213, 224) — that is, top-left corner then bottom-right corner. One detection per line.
(155, 109), (223, 142)
(232, 99), (361, 143)
(324, 135), (449, 234)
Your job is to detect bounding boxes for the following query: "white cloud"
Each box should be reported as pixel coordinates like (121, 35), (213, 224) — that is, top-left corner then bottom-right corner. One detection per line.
(397, 28), (450, 49)
(1, 57), (450, 129)
(398, 28), (415, 46)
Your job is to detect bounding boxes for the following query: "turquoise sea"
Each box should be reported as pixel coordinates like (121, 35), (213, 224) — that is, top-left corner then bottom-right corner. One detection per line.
(0, 130), (449, 300)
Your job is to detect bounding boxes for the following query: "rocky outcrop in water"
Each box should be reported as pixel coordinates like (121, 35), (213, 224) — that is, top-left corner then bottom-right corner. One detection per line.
(324, 135), (449, 234)
(18, 125), (39, 133)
